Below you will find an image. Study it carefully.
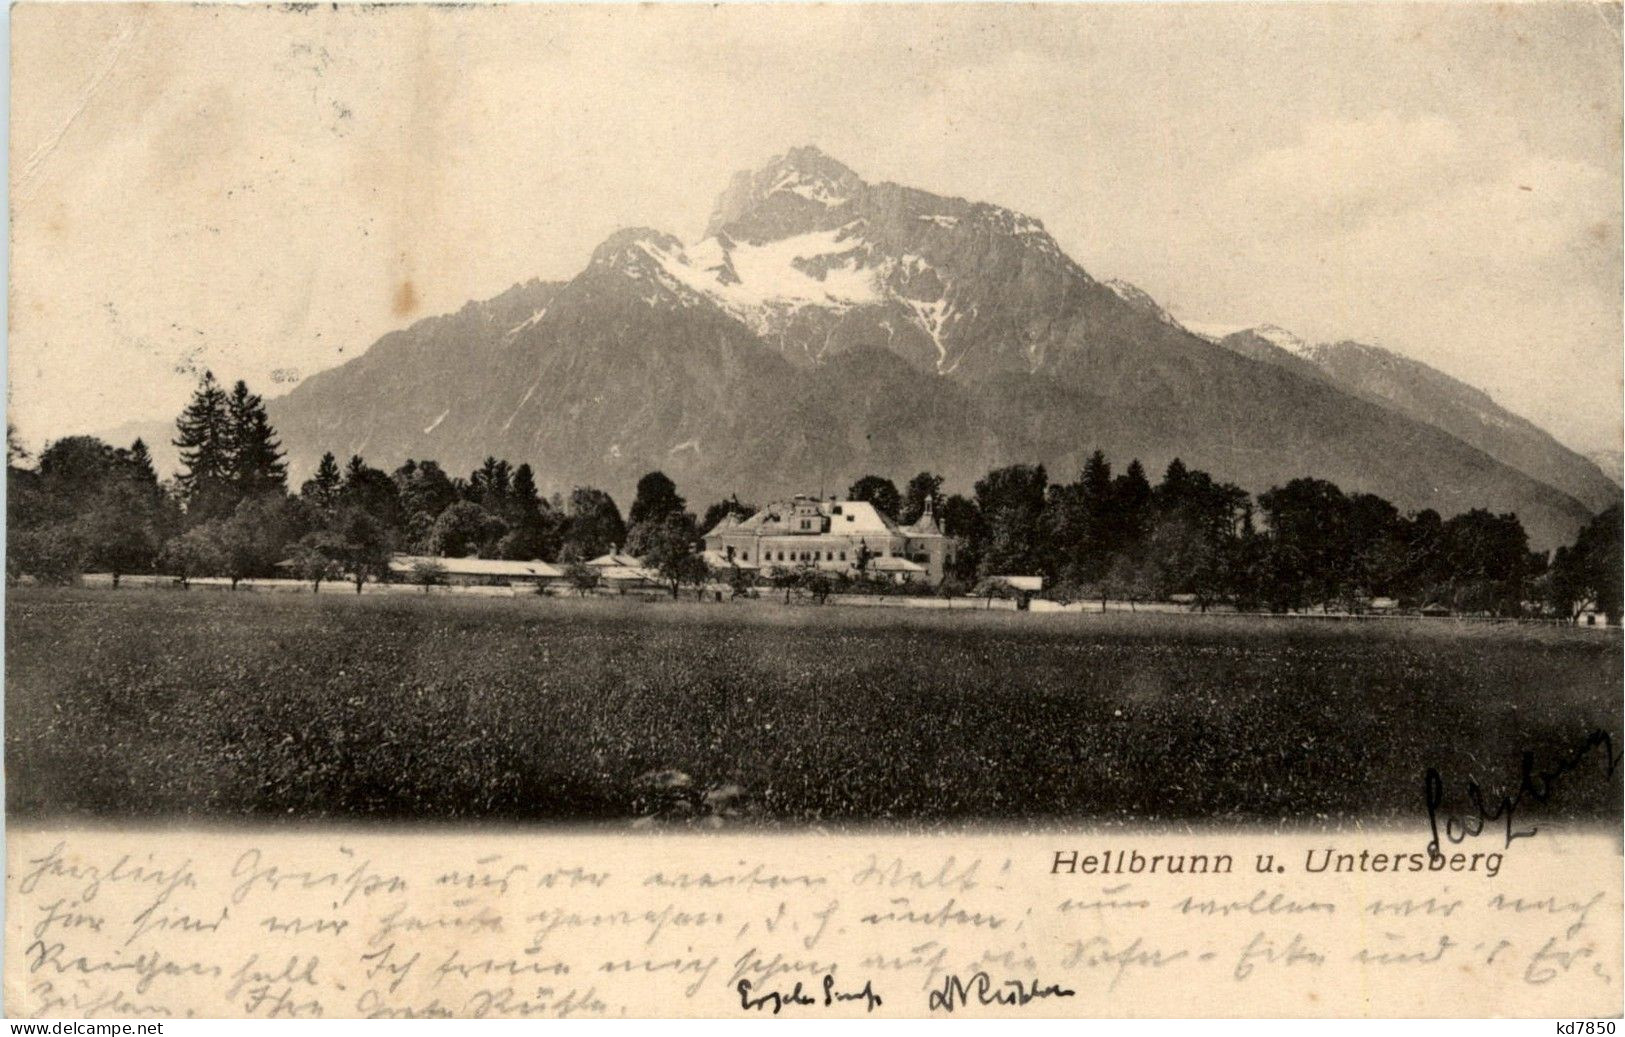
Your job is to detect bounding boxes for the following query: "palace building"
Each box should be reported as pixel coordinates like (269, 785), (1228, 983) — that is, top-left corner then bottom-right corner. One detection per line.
(702, 494), (956, 583)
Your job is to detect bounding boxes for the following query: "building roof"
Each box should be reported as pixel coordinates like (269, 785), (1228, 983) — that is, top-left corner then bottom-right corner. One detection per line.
(597, 565), (660, 583)
(587, 552), (644, 568)
(900, 498), (945, 537)
(868, 556), (927, 573)
(389, 554), (564, 579)
(708, 495), (907, 538)
(990, 574), (1044, 591)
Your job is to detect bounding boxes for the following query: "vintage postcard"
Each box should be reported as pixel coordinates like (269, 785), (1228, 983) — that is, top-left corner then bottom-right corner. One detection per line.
(5, 1), (1622, 1021)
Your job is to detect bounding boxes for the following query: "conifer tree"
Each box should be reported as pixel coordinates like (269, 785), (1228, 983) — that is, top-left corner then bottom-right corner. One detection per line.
(226, 380), (287, 497)
(126, 439), (158, 486)
(510, 463), (542, 513)
(470, 457), (513, 510)
(301, 452), (343, 511)
(173, 371), (234, 519)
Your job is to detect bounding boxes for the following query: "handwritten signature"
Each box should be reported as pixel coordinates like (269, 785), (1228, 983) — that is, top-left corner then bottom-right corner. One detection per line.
(737, 974), (882, 1013)
(1425, 728), (1621, 857)
(926, 972), (1076, 1012)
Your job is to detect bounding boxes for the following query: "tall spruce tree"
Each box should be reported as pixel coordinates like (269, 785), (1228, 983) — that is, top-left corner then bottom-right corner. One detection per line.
(493, 462), (559, 560)
(470, 457), (513, 511)
(173, 371), (234, 519)
(126, 439), (159, 486)
(226, 380), (287, 497)
(301, 452), (343, 511)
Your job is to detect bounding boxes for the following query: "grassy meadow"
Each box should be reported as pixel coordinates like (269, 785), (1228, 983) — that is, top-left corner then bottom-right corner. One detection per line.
(6, 587), (1620, 827)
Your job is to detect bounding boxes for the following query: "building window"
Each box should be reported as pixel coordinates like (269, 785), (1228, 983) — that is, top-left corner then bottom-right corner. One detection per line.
(840, 551), (847, 561)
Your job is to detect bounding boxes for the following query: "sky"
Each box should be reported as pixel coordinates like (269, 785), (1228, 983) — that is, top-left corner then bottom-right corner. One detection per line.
(10, 2), (1623, 457)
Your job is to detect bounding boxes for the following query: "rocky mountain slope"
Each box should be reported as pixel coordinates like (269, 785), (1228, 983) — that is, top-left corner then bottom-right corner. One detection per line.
(153, 146), (1600, 548)
(1213, 327), (1619, 514)
(1588, 450), (1622, 489)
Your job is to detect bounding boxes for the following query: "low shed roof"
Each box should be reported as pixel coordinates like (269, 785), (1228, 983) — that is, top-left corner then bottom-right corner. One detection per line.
(390, 554), (564, 579)
(588, 552), (644, 568)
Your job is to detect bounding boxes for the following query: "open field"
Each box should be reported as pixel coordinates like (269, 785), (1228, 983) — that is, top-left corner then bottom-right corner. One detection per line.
(6, 587), (1620, 826)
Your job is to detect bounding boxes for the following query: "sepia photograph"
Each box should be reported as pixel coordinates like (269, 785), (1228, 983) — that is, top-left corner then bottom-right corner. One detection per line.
(3, 1), (1621, 1021)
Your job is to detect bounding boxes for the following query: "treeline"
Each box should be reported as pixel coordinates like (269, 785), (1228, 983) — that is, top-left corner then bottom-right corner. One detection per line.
(856, 456), (1619, 620)
(6, 374), (639, 593)
(6, 373), (1621, 621)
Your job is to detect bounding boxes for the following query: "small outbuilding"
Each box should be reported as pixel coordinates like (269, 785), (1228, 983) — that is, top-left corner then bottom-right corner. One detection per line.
(586, 550), (662, 590)
(866, 556), (929, 583)
(389, 554), (564, 587)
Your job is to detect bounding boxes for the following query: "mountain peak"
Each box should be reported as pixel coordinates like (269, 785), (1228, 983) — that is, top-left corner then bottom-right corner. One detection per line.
(1241, 324), (1313, 358)
(777, 144), (860, 181)
(706, 146), (867, 241)
(589, 227), (684, 270)
(246, 148), (1604, 552)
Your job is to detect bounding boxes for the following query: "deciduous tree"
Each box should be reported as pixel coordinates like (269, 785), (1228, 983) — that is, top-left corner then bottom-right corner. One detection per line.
(562, 487), (625, 560)
(628, 471), (686, 527)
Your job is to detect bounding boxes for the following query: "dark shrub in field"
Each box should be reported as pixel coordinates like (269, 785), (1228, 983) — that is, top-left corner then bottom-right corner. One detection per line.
(6, 588), (1620, 826)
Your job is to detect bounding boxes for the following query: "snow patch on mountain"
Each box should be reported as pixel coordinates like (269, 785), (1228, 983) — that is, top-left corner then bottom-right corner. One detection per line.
(505, 308), (547, 337)
(971, 205), (1064, 260)
(904, 296), (957, 374)
(627, 226), (884, 332)
(768, 169), (851, 208)
(501, 382), (538, 432)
